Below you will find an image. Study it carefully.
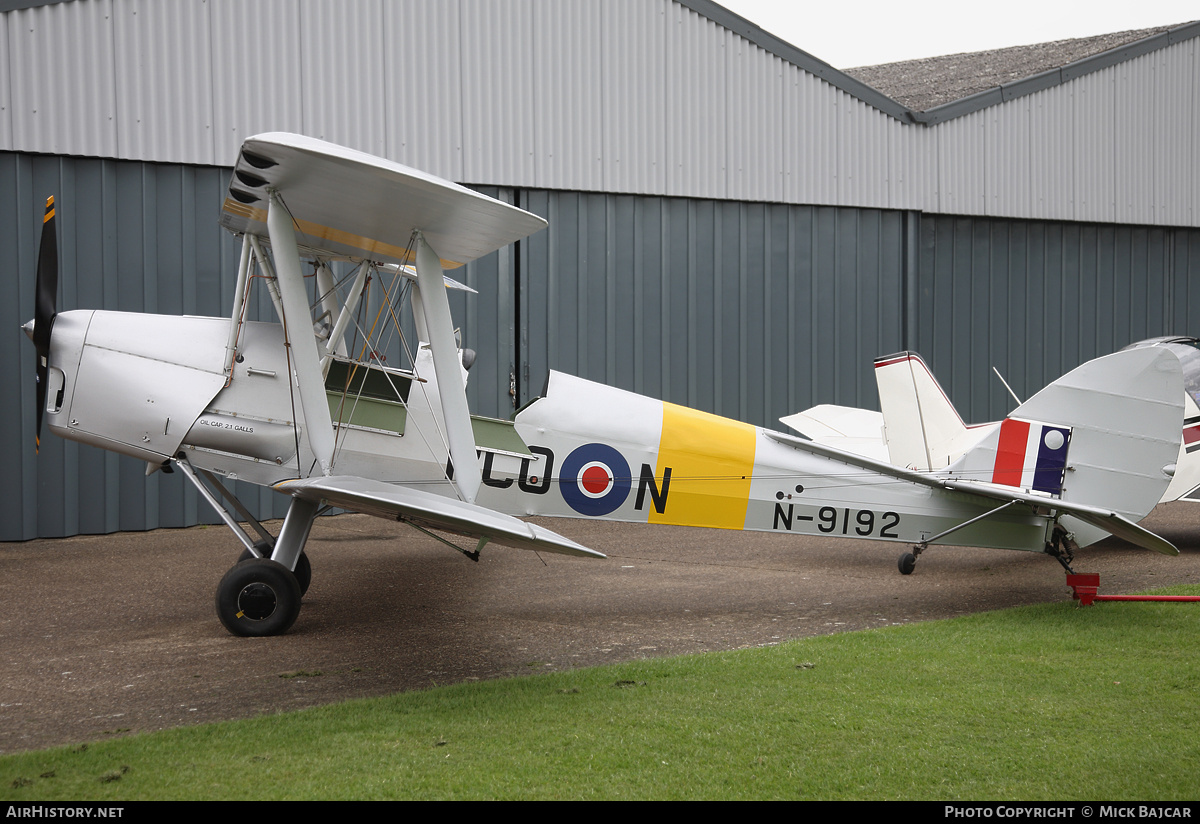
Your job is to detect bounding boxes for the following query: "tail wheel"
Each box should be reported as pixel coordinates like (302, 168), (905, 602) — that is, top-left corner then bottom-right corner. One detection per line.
(1046, 525), (1079, 574)
(898, 552), (917, 575)
(216, 559), (302, 637)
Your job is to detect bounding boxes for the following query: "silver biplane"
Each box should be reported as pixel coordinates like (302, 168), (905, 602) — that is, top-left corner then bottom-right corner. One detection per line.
(25, 133), (1187, 636)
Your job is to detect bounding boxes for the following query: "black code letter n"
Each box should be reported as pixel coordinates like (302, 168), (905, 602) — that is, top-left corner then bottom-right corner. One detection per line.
(773, 503), (793, 530)
(636, 464), (671, 513)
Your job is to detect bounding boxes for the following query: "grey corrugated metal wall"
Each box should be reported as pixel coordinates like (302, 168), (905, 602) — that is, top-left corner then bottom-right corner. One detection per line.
(4, 2), (1199, 228)
(6, 152), (1200, 540)
(518, 192), (905, 424)
(913, 215), (1200, 422)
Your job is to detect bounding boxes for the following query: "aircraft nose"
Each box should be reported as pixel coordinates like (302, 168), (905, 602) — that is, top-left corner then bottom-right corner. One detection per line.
(21, 318), (35, 342)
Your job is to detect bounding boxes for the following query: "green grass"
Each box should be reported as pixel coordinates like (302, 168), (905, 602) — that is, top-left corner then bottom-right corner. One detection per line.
(3, 586), (1199, 800)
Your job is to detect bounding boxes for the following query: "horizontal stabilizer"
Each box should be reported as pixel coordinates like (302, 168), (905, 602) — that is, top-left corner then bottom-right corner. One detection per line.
(220, 133), (547, 268)
(779, 405), (889, 461)
(780, 405), (883, 440)
(276, 476), (603, 558)
(941, 479), (1178, 555)
(1057, 509), (1177, 556)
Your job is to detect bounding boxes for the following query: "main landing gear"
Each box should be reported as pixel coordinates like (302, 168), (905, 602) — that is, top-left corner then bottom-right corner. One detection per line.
(238, 547), (312, 595)
(214, 496), (320, 637)
(174, 458), (320, 637)
(216, 558), (303, 637)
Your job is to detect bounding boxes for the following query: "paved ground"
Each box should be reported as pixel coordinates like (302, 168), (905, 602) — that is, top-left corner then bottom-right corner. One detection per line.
(2, 504), (1198, 754)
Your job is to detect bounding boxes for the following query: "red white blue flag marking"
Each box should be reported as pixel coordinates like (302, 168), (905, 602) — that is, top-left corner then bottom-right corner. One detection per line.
(1183, 417), (1200, 454)
(991, 418), (1071, 496)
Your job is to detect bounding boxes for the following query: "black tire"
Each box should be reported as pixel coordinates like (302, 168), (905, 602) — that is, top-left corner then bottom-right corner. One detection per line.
(898, 552), (917, 575)
(216, 558), (302, 637)
(239, 548), (311, 597)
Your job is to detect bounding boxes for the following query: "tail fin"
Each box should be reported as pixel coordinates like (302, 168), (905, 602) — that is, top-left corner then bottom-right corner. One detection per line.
(874, 352), (980, 471)
(947, 347), (1183, 547)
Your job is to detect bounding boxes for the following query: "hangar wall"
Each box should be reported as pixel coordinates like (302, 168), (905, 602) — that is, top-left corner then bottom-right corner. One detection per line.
(913, 215), (1200, 418)
(3, 1), (1198, 227)
(518, 191), (906, 421)
(6, 150), (1199, 541)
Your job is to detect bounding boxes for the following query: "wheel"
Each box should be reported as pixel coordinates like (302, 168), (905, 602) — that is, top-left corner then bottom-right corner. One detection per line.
(239, 548), (311, 596)
(216, 558), (302, 637)
(898, 552), (917, 575)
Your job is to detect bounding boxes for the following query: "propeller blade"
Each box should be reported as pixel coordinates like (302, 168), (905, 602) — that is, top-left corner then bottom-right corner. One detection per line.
(33, 196), (58, 452)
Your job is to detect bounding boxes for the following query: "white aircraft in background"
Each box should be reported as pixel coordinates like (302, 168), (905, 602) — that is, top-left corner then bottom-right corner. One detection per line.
(24, 133), (1188, 636)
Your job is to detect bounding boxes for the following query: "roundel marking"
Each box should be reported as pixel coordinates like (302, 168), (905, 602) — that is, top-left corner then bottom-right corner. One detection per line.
(1043, 429), (1065, 451)
(579, 463), (615, 496)
(559, 444), (632, 516)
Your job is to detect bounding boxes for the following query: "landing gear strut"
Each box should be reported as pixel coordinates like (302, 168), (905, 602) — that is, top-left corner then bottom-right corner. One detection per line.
(214, 496), (319, 635)
(1045, 524), (1079, 574)
(239, 547), (312, 596)
(893, 498), (1028, 576)
(175, 457), (321, 636)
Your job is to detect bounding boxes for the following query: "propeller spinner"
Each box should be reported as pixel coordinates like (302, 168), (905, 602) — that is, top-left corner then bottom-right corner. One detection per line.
(32, 196), (58, 452)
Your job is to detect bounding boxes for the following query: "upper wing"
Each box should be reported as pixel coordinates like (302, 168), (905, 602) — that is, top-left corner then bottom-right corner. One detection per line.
(275, 476), (603, 558)
(219, 133), (547, 268)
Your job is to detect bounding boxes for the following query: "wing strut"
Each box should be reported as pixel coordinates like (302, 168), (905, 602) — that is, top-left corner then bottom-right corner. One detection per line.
(223, 234), (252, 381)
(267, 191), (336, 475)
(415, 232), (481, 503)
(321, 261), (371, 369)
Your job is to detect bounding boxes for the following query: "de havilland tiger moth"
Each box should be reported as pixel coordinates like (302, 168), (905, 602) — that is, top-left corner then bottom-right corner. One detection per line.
(23, 133), (1190, 636)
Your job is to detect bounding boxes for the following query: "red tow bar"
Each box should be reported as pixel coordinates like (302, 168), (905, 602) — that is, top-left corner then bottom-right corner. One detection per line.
(1067, 573), (1200, 606)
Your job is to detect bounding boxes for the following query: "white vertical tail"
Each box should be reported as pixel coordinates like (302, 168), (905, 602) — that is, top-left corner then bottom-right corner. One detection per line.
(873, 352), (985, 471)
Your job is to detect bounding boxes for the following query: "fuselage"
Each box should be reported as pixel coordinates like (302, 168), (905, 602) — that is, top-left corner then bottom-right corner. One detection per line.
(477, 371), (1054, 552)
(40, 308), (1181, 559)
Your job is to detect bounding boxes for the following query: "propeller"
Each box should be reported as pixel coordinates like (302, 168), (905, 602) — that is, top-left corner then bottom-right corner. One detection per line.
(32, 196), (58, 453)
